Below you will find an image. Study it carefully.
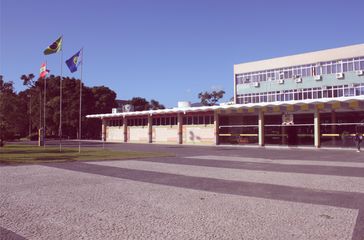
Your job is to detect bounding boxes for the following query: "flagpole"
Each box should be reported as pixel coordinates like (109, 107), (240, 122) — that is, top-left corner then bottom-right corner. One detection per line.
(78, 48), (83, 153)
(59, 36), (63, 152)
(43, 61), (47, 149)
(39, 82), (42, 147)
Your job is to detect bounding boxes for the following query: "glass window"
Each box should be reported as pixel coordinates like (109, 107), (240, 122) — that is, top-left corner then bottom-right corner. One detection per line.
(343, 62), (348, 72)
(193, 116), (198, 124)
(337, 63), (342, 73)
(171, 117), (175, 125)
(354, 61), (360, 70)
(327, 86), (333, 98)
(332, 62), (337, 73)
(348, 62), (353, 71)
(326, 65), (332, 74)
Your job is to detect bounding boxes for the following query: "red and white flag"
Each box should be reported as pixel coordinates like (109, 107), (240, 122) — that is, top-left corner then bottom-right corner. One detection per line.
(40, 63), (49, 78)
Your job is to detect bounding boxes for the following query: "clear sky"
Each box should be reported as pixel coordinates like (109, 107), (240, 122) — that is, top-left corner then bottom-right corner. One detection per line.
(1, 0), (363, 108)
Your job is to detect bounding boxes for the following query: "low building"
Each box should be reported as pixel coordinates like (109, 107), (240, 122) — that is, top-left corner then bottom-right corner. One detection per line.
(87, 44), (364, 148)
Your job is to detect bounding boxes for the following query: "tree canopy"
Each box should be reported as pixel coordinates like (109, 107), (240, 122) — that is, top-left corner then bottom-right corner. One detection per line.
(198, 90), (225, 106)
(0, 79), (24, 146)
(0, 74), (167, 146)
(0, 74), (119, 146)
(128, 97), (165, 111)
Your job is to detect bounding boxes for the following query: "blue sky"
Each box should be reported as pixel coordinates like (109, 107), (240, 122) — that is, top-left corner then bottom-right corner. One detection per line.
(1, 0), (363, 108)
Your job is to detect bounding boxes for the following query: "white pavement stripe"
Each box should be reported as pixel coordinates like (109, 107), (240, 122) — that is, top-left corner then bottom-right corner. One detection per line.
(185, 155), (364, 168)
(88, 160), (364, 193)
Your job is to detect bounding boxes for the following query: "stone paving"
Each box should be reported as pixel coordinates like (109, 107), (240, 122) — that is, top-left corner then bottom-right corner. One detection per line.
(1, 142), (363, 240)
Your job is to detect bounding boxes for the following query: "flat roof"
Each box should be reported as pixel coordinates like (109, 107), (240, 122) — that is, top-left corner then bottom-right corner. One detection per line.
(234, 43), (364, 74)
(86, 96), (364, 119)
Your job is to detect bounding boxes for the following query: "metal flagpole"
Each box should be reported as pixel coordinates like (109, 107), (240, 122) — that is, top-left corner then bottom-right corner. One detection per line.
(43, 61), (47, 148)
(59, 37), (63, 152)
(39, 85), (42, 147)
(78, 48), (83, 153)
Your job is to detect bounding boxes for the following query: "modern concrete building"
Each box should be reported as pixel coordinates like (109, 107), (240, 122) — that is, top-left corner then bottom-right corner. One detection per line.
(87, 43), (364, 148)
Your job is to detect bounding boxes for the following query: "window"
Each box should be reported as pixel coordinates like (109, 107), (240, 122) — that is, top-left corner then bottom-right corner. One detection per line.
(199, 116), (204, 124)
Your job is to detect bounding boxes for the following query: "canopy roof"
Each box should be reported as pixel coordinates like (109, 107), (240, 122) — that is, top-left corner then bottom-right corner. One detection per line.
(86, 96), (364, 119)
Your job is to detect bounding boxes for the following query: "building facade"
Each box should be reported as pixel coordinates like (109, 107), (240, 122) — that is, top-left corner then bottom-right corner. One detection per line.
(87, 44), (364, 148)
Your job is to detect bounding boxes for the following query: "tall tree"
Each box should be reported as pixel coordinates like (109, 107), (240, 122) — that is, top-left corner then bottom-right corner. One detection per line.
(92, 86), (117, 113)
(0, 78), (25, 146)
(198, 90), (226, 106)
(18, 74), (118, 140)
(21, 73), (43, 134)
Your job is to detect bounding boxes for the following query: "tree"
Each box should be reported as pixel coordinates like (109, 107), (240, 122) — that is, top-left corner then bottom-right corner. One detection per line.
(21, 73), (43, 136)
(0, 78), (25, 146)
(92, 86), (117, 113)
(198, 90), (225, 106)
(130, 97), (150, 111)
(149, 99), (165, 110)
(18, 74), (118, 140)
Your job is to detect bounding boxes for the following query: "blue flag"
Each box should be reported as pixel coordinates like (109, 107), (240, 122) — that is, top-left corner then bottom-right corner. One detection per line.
(65, 50), (82, 73)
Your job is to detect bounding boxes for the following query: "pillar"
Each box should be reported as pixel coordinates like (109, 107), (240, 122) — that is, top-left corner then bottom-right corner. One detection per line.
(148, 115), (153, 143)
(281, 126), (287, 145)
(177, 113), (183, 144)
(314, 108), (321, 148)
(258, 109), (265, 146)
(214, 111), (220, 145)
(123, 117), (127, 142)
(101, 118), (106, 142)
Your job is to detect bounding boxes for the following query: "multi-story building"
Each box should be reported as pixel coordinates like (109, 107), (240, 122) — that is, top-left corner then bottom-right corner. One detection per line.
(87, 44), (364, 148)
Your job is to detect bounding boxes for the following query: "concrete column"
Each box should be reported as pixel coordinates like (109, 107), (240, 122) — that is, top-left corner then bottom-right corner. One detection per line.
(177, 113), (183, 144)
(101, 118), (106, 142)
(148, 115), (152, 143)
(281, 126), (287, 145)
(123, 117), (127, 142)
(214, 111), (220, 145)
(258, 110), (265, 146)
(314, 109), (321, 148)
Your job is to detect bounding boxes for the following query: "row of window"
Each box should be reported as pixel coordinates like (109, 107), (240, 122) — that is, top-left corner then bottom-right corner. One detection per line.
(183, 115), (214, 125)
(108, 119), (123, 126)
(236, 57), (364, 84)
(153, 116), (178, 126)
(236, 83), (364, 104)
(107, 115), (215, 126)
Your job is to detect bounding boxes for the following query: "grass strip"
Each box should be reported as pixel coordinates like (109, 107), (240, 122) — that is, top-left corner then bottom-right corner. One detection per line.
(0, 145), (173, 164)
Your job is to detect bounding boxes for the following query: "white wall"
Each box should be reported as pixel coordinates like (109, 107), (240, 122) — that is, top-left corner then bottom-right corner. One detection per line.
(106, 126), (124, 142)
(128, 126), (149, 142)
(183, 125), (215, 145)
(152, 126), (178, 143)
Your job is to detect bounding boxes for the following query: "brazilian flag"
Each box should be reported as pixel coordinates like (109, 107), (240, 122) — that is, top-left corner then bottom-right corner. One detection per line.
(65, 50), (82, 73)
(43, 36), (62, 55)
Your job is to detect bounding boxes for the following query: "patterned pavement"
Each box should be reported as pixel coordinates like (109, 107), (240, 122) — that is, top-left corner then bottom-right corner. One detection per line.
(1, 142), (363, 240)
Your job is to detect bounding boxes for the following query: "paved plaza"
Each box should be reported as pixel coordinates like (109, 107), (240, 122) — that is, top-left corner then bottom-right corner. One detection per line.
(1, 142), (364, 240)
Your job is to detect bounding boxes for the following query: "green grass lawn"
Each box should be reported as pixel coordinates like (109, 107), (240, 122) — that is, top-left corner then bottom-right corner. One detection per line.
(0, 145), (173, 164)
